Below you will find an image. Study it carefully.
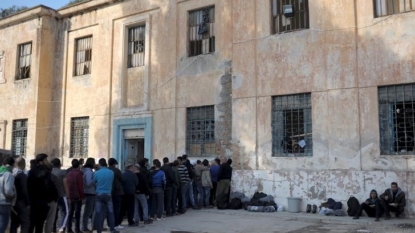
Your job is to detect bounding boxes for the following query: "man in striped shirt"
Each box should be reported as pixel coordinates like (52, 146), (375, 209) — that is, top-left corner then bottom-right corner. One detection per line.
(177, 160), (200, 213)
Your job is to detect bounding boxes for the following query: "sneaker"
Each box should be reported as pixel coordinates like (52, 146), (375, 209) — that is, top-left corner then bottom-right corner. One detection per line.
(311, 205), (317, 214)
(306, 204), (311, 213)
(82, 229), (92, 233)
(156, 218), (162, 221)
(353, 216), (359, 220)
(144, 220), (153, 224)
(115, 225), (124, 229)
(384, 215), (391, 220)
(128, 223), (138, 227)
(192, 206), (201, 210)
(375, 218), (379, 221)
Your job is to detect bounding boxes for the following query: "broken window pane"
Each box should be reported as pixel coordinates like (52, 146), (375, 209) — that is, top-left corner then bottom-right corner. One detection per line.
(16, 42), (32, 80)
(128, 26), (146, 68)
(271, 0), (309, 34)
(186, 106), (215, 157)
(70, 117), (89, 157)
(189, 7), (215, 56)
(75, 37), (93, 76)
(272, 93), (312, 157)
(374, 0), (415, 17)
(379, 83), (415, 155)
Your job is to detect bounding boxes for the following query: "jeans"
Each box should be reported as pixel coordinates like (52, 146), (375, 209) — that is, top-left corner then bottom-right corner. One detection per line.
(203, 186), (211, 206)
(196, 182), (204, 207)
(356, 201), (384, 218)
(112, 195), (122, 226)
(94, 194), (115, 233)
(0, 205), (11, 233)
(171, 187), (178, 214)
(54, 197), (69, 232)
(10, 203), (30, 233)
(164, 187), (173, 216)
(134, 194), (149, 221)
(124, 194), (135, 225)
(151, 187), (164, 219)
(29, 203), (49, 233)
(210, 182), (217, 205)
(216, 179), (230, 201)
(82, 195), (95, 230)
(187, 181), (196, 207)
(45, 201), (58, 233)
(180, 183), (189, 211)
(67, 199), (82, 232)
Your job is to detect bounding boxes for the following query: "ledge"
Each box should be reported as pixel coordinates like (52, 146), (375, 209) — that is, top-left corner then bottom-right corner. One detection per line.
(0, 6), (58, 29)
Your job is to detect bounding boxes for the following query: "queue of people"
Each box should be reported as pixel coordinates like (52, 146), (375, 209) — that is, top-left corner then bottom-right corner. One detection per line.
(0, 153), (233, 233)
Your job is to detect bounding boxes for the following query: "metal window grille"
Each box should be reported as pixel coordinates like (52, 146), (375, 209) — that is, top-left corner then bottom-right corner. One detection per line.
(186, 106), (215, 157)
(128, 26), (145, 68)
(75, 37), (92, 76)
(378, 84), (415, 155)
(272, 93), (312, 156)
(271, 0), (309, 34)
(70, 117), (89, 158)
(374, 0), (415, 17)
(12, 119), (28, 157)
(189, 7), (215, 57)
(17, 43), (32, 80)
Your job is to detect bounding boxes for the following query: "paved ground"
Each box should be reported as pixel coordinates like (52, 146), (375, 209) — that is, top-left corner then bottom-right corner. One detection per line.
(114, 208), (415, 233)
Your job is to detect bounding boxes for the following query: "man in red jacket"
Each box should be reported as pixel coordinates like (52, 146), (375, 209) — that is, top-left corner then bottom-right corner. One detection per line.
(66, 159), (84, 233)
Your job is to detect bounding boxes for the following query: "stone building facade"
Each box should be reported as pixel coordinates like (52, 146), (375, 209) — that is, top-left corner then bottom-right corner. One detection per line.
(0, 0), (415, 214)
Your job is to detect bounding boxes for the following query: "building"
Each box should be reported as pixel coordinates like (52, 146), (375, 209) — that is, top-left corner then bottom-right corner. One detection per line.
(0, 0), (414, 214)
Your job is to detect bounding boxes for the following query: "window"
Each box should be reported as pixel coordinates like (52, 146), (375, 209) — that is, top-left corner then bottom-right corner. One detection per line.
(374, 0), (415, 17)
(75, 37), (92, 76)
(70, 117), (89, 157)
(272, 93), (312, 156)
(271, 0), (309, 34)
(378, 84), (415, 155)
(186, 106), (215, 157)
(12, 119), (28, 156)
(189, 7), (215, 56)
(127, 26), (146, 68)
(17, 42), (32, 80)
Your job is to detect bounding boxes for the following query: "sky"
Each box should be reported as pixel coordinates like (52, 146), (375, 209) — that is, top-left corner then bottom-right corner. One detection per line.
(0, 0), (68, 10)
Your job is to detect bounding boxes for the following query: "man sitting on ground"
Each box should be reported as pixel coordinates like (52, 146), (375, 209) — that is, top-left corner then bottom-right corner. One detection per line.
(380, 182), (406, 220)
(353, 189), (383, 221)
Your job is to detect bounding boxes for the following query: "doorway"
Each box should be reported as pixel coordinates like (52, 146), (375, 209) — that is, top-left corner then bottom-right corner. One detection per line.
(125, 138), (145, 165)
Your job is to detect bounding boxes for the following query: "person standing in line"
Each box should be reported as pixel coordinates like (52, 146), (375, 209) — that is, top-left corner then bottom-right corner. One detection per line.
(122, 162), (139, 227)
(50, 158), (70, 233)
(0, 156), (16, 233)
(170, 161), (180, 216)
(134, 164), (152, 225)
(216, 157), (232, 203)
(150, 160), (166, 220)
(94, 159), (118, 233)
(10, 157), (30, 233)
(78, 159), (85, 171)
(160, 157), (174, 217)
(45, 166), (59, 233)
(108, 158), (124, 230)
(201, 159), (213, 208)
(82, 158), (96, 233)
(66, 159), (84, 233)
(194, 160), (208, 207)
(28, 154), (58, 233)
(209, 158), (220, 206)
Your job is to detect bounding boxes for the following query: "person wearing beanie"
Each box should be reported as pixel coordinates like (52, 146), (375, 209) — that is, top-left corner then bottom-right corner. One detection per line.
(353, 190), (383, 221)
(10, 157), (30, 233)
(108, 158), (124, 229)
(0, 156), (16, 233)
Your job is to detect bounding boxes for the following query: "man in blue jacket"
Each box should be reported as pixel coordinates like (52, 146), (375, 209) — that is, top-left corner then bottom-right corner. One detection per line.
(151, 160), (166, 220)
(94, 159), (118, 233)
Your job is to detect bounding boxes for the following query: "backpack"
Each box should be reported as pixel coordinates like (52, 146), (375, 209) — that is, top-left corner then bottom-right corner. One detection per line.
(216, 193), (228, 210)
(227, 198), (242, 210)
(347, 196), (360, 216)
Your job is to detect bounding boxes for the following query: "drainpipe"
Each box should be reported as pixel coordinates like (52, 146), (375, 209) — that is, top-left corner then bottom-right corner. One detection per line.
(353, 0), (362, 171)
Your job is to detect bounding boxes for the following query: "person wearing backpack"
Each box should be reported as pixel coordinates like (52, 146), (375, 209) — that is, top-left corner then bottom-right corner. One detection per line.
(0, 156), (16, 233)
(352, 190), (383, 221)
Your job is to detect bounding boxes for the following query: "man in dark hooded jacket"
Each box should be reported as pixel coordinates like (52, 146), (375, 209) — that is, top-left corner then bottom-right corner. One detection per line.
(353, 190), (383, 221)
(380, 182), (406, 219)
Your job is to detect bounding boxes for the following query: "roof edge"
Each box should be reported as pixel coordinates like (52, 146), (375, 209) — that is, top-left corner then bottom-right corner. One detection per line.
(0, 5), (58, 28)
(58, 0), (124, 18)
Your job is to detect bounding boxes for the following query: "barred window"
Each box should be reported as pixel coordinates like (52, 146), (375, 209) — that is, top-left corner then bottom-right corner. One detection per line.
(12, 119), (28, 157)
(70, 117), (89, 158)
(127, 26), (145, 68)
(186, 106), (215, 157)
(75, 36), (92, 76)
(374, 0), (415, 17)
(271, 0), (309, 34)
(17, 42), (32, 80)
(272, 93), (312, 156)
(378, 84), (415, 155)
(189, 7), (215, 57)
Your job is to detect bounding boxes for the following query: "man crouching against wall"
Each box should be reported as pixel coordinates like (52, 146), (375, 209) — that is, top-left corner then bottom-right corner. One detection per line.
(380, 182), (406, 220)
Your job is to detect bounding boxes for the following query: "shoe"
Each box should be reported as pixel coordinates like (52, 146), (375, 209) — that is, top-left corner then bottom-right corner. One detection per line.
(375, 218), (379, 221)
(67, 229), (74, 233)
(110, 231), (120, 233)
(384, 215), (391, 220)
(144, 220), (153, 224)
(166, 214), (173, 217)
(115, 225), (124, 229)
(306, 204), (311, 213)
(312, 205), (317, 213)
(82, 229), (92, 233)
(128, 223), (138, 227)
(206, 205), (214, 208)
(353, 216), (359, 220)
(192, 206), (201, 210)
(156, 218), (162, 221)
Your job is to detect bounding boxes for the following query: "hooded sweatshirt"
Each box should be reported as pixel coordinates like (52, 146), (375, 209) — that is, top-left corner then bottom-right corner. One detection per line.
(380, 187), (406, 207)
(0, 165), (15, 205)
(83, 167), (95, 195)
(365, 189), (379, 204)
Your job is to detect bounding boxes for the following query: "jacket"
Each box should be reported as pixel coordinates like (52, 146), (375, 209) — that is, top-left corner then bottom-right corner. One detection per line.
(27, 165), (58, 205)
(161, 164), (174, 188)
(365, 189), (380, 204)
(380, 187), (406, 207)
(171, 167), (180, 189)
(67, 168), (85, 199)
(217, 163), (232, 181)
(151, 169), (166, 188)
(13, 169), (29, 206)
(209, 165), (219, 183)
(135, 172), (150, 196)
(122, 169), (138, 195)
(52, 168), (67, 198)
(108, 166), (124, 196)
(139, 166), (152, 188)
(194, 165), (208, 182)
(201, 169), (212, 187)
(177, 164), (190, 184)
(83, 167), (95, 195)
(0, 166), (15, 205)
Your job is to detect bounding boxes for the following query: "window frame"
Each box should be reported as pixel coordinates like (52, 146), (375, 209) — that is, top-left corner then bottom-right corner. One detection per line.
(127, 25), (146, 68)
(12, 119), (28, 157)
(74, 36), (93, 76)
(271, 0), (309, 34)
(186, 105), (216, 157)
(70, 116), (89, 158)
(374, 0), (415, 18)
(16, 42), (32, 80)
(271, 93), (312, 157)
(188, 6), (215, 57)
